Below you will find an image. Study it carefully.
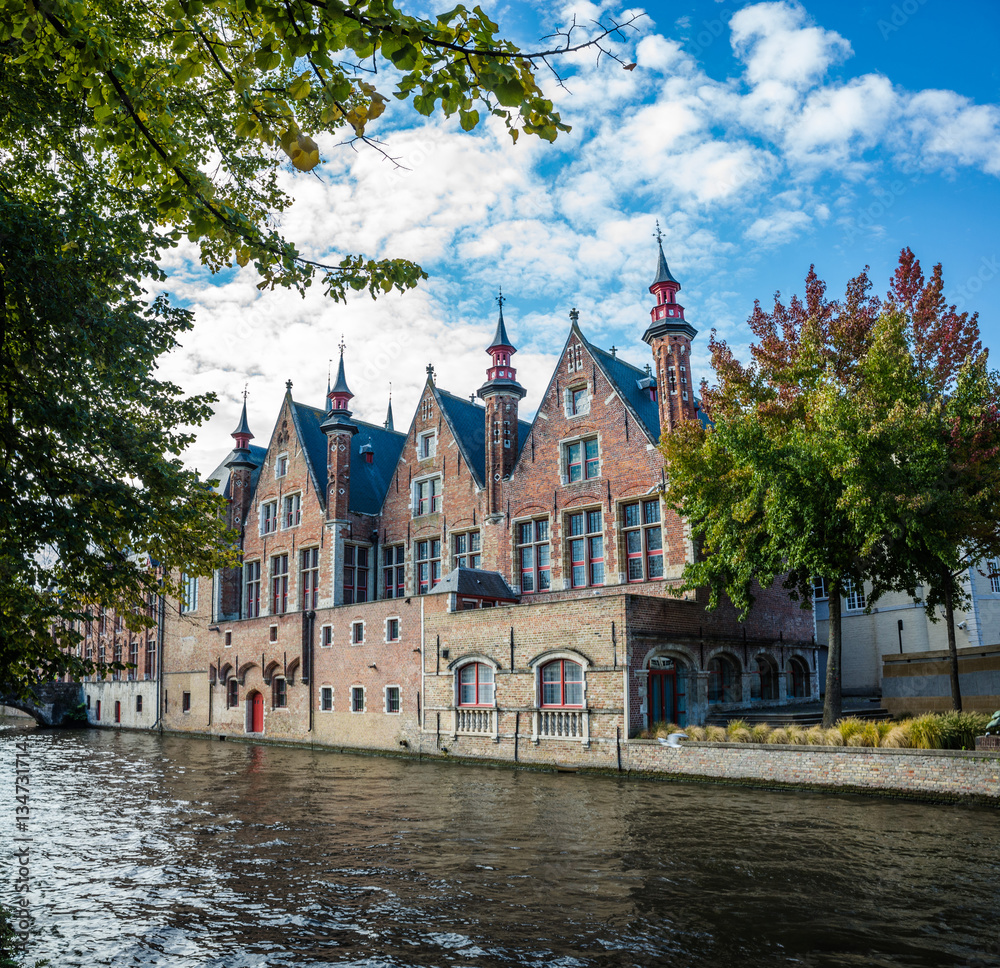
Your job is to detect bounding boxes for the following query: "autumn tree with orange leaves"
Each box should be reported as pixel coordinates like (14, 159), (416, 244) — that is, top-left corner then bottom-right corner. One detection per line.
(663, 249), (999, 725)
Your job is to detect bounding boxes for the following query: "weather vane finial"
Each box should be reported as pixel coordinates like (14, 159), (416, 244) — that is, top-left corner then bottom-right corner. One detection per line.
(497, 286), (505, 310)
(654, 220), (664, 246)
(338, 334), (346, 356)
(242, 383), (248, 402)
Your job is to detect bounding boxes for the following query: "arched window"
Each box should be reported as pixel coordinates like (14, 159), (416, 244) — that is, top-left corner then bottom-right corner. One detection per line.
(707, 654), (741, 704)
(788, 656), (811, 698)
(458, 663), (494, 706)
(751, 655), (778, 701)
(541, 659), (584, 707)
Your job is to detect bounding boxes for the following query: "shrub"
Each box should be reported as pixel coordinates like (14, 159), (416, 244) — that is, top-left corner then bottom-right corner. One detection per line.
(684, 725), (707, 742)
(805, 726), (827, 745)
(749, 723), (772, 743)
(725, 719), (748, 738)
(873, 720), (896, 745)
(906, 714), (943, 749)
(728, 726), (752, 743)
(705, 725), (727, 743)
(882, 726), (911, 748)
(846, 722), (880, 747)
(836, 717), (866, 742)
(937, 711), (990, 750)
(785, 724), (809, 745)
(768, 727), (791, 744)
(824, 728), (845, 746)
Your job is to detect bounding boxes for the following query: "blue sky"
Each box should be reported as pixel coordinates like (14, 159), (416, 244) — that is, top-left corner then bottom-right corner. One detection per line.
(159, 0), (1000, 473)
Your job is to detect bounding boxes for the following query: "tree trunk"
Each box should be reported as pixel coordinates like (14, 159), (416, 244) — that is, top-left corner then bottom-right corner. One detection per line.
(943, 578), (962, 712)
(822, 578), (843, 728)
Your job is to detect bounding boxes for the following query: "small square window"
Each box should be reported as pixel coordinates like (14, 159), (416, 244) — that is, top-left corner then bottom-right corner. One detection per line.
(385, 686), (400, 714)
(321, 625), (333, 648)
(352, 621), (364, 645)
(351, 686), (365, 713)
(386, 618), (399, 642)
(320, 686), (333, 711)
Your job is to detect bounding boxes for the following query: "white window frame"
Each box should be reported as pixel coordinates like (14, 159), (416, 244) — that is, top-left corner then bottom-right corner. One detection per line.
(986, 559), (1000, 594)
(412, 474), (442, 517)
(452, 530), (482, 570)
(320, 624), (333, 648)
(385, 617), (400, 643)
(560, 434), (600, 485)
(260, 500), (278, 535)
(181, 574), (198, 613)
(384, 685), (401, 714)
(843, 578), (866, 612)
(351, 620), (365, 645)
(282, 492), (301, 529)
(812, 576), (828, 601)
(350, 685), (366, 713)
(275, 453), (289, 479)
(417, 430), (437, 460)
(564, 382), (590, 417)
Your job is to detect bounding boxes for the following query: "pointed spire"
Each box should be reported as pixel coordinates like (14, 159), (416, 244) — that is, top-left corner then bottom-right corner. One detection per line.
(651, 220), (681, 290)
(231, 385), (253, 442)
(384, 384), (394, 431)
(226, 385), (256, 469)
(487, 287), (515, 352)
(329, 338), (353, 402)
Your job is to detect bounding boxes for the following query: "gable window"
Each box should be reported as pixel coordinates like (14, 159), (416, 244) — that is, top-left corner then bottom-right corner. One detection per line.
(414, 477), (441, 516)
(622, 499), (663, 581)
(271, 554), (289, 614)
(351, 686), (365, 713)
(418, 431), (437, 459)
(275, 454), (289, 478)
(517, 519), (550, 593)
(227, 678), (238, 707)
(320, 625), (333, 648)
(261, 500), (278, 534)
(383, 546), (405, 599)
(385, 686), (401, 714)
(564, 437), (599, 483)
(300, 548), (319, 609)
(458, 663), (495, 706)
(344, 546), (369, 604)
(386, 618), (400, 642)
(282, 493), (301, 529)
(843, 579), (866, 612)
(453, 531), (481, 570)
(320, 686), (333, 711)
(416, 538), (442, 594)
(566, 384), (589, 417)
(272, 677), (287, 709)
(567, 510), (604, 588)
(181, 574), (198, 613)
(541, 659), (584, 707)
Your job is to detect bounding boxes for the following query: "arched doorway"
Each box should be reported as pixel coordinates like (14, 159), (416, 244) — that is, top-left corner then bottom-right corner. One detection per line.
(787, 656), (811, 698)
(707, 654), (742, 704)
(751, 655), (779, 701)
(647, 656), (688, 726)
(246, 691), (264, 733)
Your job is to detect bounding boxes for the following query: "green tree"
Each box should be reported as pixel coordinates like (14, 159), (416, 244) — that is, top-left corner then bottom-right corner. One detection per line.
(1, 0), (636, 692)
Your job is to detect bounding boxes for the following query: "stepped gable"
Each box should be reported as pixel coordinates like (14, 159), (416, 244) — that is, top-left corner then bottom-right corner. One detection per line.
(206, 444), (267, 497)
(291, 401), (406, 515)
(434, 386), (531, 488)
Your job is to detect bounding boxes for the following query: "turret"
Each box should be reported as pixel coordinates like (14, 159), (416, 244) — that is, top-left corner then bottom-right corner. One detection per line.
(477, 290), (525, 520)
(222, 390), (256, 618)
(641, 224), (699, 430)
(320, 342), (358, 523)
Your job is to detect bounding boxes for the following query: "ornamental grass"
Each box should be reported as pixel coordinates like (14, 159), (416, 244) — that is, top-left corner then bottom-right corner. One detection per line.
(749, 723), (771, 743)
(767, 727), (790, 744)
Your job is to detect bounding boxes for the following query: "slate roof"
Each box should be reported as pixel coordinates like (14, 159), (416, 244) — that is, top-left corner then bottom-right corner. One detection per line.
(585, 340), (663, 442)
(428, 566), (518, 601)
(207, 444), (267, 497)
(651, 241), (681, 289)
(290, 402), (407, 516)
(436, 387), (531, 488)
(487, 305), (514, 351)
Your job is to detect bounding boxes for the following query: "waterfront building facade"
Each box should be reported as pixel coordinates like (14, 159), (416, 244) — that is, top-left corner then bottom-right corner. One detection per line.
(157, 242), (818, 764)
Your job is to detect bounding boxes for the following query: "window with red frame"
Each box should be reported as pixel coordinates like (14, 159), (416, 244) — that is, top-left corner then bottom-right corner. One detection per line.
(567, 510), (604, 587)
(271, 554), (288, 614)
(565, 437), (599, 482)
(622, 499), (663, 582)
(541, 659), (584, 707)
(282, 493), (301, 529)
(416, 538), (441, 594)
(245, 560), (261, 618)
(415, 477), (440, 516)
(344, 546), (369, 604)
(382, 545), (405, 598)
(458, 663), (495, 706)
(300, 548), (319, 609)
(517, 519), (550, 593)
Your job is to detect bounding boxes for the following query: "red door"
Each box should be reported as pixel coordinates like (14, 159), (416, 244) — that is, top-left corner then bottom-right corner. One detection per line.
(249, 692), (264, 733)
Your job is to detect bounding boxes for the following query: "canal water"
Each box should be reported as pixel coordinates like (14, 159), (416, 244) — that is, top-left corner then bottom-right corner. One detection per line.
(1, 719), (998, 968)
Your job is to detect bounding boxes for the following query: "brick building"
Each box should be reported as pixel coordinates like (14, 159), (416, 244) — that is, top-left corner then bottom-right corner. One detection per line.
(160, 239), (818, 765)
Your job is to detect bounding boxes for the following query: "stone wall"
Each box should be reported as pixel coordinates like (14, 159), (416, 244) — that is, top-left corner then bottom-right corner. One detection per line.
(882, 644), (1000, 715)
(623, 741), (999, 804)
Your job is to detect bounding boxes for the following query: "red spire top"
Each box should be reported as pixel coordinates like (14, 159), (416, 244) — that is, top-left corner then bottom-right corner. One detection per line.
(644, 223), (694, 342)
(231, 385), (254, 451)
(481, 289), (524, 394)
(326, 338), (354, 412)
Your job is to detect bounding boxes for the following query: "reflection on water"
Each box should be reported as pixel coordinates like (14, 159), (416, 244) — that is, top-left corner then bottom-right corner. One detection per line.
(1, 719), (998, 968)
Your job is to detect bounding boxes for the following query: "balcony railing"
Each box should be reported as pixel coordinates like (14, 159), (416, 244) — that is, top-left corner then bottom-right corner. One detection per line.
(534, 709), (589, 744)
(455, 708), (494, 736)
